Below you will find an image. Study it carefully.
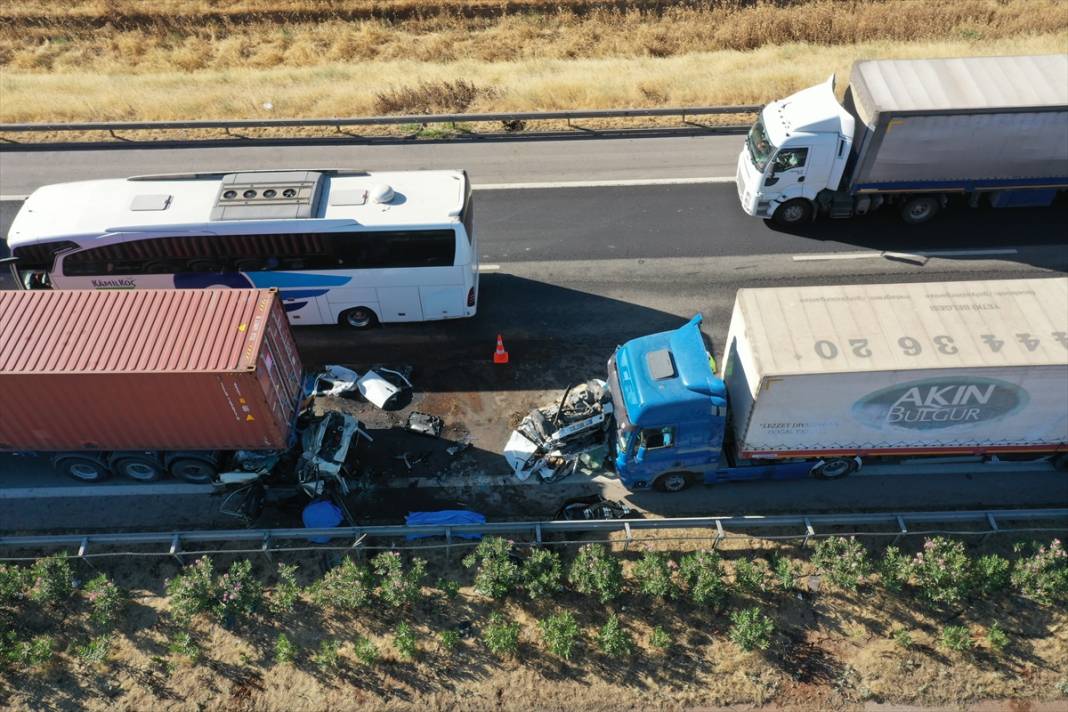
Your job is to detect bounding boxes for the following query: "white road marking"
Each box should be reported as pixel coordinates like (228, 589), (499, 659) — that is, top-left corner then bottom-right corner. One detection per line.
(793, 248), (1019, 262)
(473, 176), (734, 190)
(0, 194), (29, 202)
(0, 483), (216, 499)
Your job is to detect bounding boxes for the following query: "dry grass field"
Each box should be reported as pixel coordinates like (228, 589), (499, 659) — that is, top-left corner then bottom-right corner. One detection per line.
(0, 0), (1066, 123)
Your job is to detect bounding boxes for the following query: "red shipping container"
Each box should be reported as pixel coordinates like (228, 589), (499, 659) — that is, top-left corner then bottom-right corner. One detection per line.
(0, 289), (304, 452)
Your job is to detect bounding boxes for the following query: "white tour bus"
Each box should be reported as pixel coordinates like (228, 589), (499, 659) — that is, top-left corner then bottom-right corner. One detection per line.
(4, 169), (478, 328)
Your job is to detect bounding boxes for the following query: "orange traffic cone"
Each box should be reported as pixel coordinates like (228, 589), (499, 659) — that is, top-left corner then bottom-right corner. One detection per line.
(493, 334), (510, 364)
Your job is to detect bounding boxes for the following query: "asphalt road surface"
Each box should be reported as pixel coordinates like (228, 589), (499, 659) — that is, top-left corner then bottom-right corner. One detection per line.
(1, 135), (1066, 532)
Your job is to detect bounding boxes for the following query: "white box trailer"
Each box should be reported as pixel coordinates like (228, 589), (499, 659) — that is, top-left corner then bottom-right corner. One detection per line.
(722, 278), (1068, 459)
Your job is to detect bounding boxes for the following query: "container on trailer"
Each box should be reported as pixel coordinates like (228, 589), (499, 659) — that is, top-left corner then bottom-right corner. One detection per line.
(0, 288), (303, 452)
(722, 278), (1068, 458)
(845, 55), (1068, 189)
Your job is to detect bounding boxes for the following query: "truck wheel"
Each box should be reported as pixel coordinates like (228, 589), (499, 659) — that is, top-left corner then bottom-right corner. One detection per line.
(53, 456), (111, 483)
(339, 307), (378, 330)
(900, 196), (940, 224)
(772, 199), (813, 227)
(112, 455), (167, 482)
(653, 471), (695, 493)
(169, 458), (218, 484)
(811, 458), (858, 480)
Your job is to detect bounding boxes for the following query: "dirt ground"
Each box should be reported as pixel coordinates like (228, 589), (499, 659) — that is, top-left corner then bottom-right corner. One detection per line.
(2, 537), (1066, 712)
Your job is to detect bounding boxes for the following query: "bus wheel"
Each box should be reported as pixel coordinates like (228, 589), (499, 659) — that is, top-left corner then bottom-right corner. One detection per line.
(811, 457), (859, 480)
(653, 471), (695, 493)
(340, 307), (378, 330)
(112, 455), (167, 482)
(53, 456), (112, 483)
(169, 458), (218, 484)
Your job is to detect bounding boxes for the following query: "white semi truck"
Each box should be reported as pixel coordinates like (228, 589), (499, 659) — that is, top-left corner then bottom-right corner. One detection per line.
(736, 54), (1068, 226)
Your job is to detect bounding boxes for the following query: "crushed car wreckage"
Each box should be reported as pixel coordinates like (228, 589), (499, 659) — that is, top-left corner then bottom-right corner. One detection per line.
(504, 380), (614, 482)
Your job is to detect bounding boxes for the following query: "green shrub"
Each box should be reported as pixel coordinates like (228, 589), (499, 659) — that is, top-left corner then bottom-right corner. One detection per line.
(270, 563), (301, 614)
(632, 551), (679, 600)
(1012, 539), (1068, 604)
(678, 550), (729, 608)
(394, 622), (418, 660)
(597, 615), (634, 657)
(75, 634), (112, 666)
(436, 578), (461, 599)
(312, 639), (340, 670)
(539, 611), (580, 660)
(811, 537), (871, 591)
(729, 607), (774, 652)
(973, 554), (1012, 598)
(28, 553), (75, 607)
(878, 546), (913, 593)
(438, 628), (460, 653)
(462, 538), (520, 600)
(912, 537), (973, 606)
(986, 622), (1009, 652)
(771, 555), (799, 592)
(166, 630), (200, 662)
(483, 612), (521, 657)
(273, 633), (296, 664)
(311, 558), (374, 609)
(940, 625), (973, 653)
(733, 558), (768, 593)
(892, 628), (913, 649)
(649, 626), (672, 652)
(0, 564), (31, 608)
(568, 544), (624, 603)
(166, 557), (218, 623)
(3, 633), (54, 670)
(521, 548), (563, 600)
(353, 636), (379, 666)
(216, 559), (263, 624)
(84, 573), (126, 628)
(372, 552), (427, 609)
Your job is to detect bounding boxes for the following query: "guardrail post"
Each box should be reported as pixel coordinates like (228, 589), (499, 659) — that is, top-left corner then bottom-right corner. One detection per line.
(713, 520), (725, 550)
(350, 533), (367, 563)
(623, 522), (632, 552)
(169, 534), (184, 565)
(77, 537), (90, 562)
(261, 533), (273, 563)
(535, 523), (543, 547)
(982, 513), (1000, 543)
(893, 516), (908, 546)
(802, 518), (815, 549)
(445, 527), (453, 565)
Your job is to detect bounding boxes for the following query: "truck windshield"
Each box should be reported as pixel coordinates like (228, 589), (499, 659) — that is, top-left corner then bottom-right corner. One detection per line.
(747, 117), (775, 172)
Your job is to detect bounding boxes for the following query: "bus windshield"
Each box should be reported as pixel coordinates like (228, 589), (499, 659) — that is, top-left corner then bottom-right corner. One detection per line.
(746, 117), (776, 172)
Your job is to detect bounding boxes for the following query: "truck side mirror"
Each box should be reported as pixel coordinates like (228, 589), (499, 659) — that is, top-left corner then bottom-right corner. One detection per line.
(635, 445), (647, 463)
(0, 257), (23, 290)
(764, 175), (779, 186)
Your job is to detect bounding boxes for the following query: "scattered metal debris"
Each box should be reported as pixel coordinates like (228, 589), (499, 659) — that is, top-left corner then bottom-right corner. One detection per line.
(406, 411), (444, 438)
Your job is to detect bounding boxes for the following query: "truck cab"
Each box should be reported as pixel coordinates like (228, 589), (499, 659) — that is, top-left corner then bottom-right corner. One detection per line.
(607, 315), (728, 491)
(736, 76), (854, 226)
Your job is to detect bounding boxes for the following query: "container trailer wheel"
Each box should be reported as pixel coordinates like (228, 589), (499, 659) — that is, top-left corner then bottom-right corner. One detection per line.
(168, 457), (218, 484)
(653, 471), (695, 492)
(53, 456), (112, 483)
(811, 457), (859, 480)
(112, 455), (167, 482)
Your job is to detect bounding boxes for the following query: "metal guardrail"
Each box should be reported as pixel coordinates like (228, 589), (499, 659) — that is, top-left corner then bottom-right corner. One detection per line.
(0, 105), (761, 142)
(1, 508), (1064, 562)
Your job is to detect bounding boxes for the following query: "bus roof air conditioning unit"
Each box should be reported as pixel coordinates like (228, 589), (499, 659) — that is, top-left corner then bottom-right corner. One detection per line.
(211, 170), (325, 221)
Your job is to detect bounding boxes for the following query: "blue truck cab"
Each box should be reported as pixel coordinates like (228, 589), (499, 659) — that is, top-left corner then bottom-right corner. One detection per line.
(607, 315), (813, 491)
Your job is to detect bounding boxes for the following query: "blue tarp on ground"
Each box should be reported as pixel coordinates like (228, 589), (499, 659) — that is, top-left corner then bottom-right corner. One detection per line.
(302, 499), (344, 544)
(405, 510), (486, 540)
